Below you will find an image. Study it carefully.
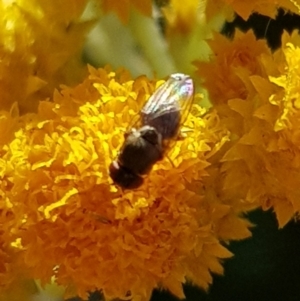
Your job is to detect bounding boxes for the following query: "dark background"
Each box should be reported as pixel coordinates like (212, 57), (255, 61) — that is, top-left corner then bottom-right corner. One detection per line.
(222, 8), (300, 50)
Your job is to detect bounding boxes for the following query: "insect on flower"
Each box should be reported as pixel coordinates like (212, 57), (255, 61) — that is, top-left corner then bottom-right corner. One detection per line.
(109, 73), (194, 189)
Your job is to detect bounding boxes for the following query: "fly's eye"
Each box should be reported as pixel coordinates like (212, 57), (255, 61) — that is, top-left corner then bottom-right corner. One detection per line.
(171, 73), (183, 81)
(124, 128), (136, 139)
(171, 73), (186, 81)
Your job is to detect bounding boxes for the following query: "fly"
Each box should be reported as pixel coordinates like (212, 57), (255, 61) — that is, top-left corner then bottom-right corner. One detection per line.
(109, 73), (194, 189)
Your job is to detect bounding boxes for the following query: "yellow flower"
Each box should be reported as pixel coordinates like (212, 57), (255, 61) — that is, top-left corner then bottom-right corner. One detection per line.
(0, 0), (92, 113)
(163, 0), (200, 34)
(195, 30), (271, 105)
(205, 0), (300, 21)
(267, 34), (300, 131)
(100, 0), (152, 23)
(256, 33), (300, 225)
(198, 29), (300, 227)
(0, 239), (13, 289)
(0, 67), (253, 300)
(0, 187), (28, 291)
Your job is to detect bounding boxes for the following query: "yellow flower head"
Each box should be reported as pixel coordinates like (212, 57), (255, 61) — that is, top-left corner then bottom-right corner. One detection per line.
(199, 29), (300, 227)
(163, 0), (200, 34)
(0, 67), (243, 300)
(268, 33), (300, 131)
(255, 32), (300, 225)
(195, 30), (271, 105)
(0, 0), (91, 113)
(0, 236), (14, 289)
(0, 183), (25, 290)
(206, 0), (300, 21)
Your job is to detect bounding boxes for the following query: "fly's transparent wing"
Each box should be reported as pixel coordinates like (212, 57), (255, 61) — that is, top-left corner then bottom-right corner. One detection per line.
(141, 73), (194, 140)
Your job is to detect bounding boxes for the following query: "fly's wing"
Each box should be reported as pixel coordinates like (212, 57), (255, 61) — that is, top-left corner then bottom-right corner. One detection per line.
(121, 75), (158, 137)
(141, 73), (194, 140)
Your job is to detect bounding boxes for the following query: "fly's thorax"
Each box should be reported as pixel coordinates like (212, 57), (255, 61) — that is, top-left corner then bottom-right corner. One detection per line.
(118, 126), (163, 175)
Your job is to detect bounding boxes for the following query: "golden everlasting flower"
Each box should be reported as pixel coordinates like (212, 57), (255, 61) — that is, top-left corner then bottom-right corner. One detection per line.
(196, 28), (300, 227)
(0, 67), (249, 300)
(206, 0), (300, 21)
(0, 0), (92, 113)
(163, 0), (200, 34)
(195, 30), (271, 105)
(254, 32), (300, 226)
(0, 237), (13, 289)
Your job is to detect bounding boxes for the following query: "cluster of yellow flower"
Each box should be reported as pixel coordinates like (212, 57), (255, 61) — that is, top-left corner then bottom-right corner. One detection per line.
(0, 0), (300, 301)
(196, 29), (300, 227)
